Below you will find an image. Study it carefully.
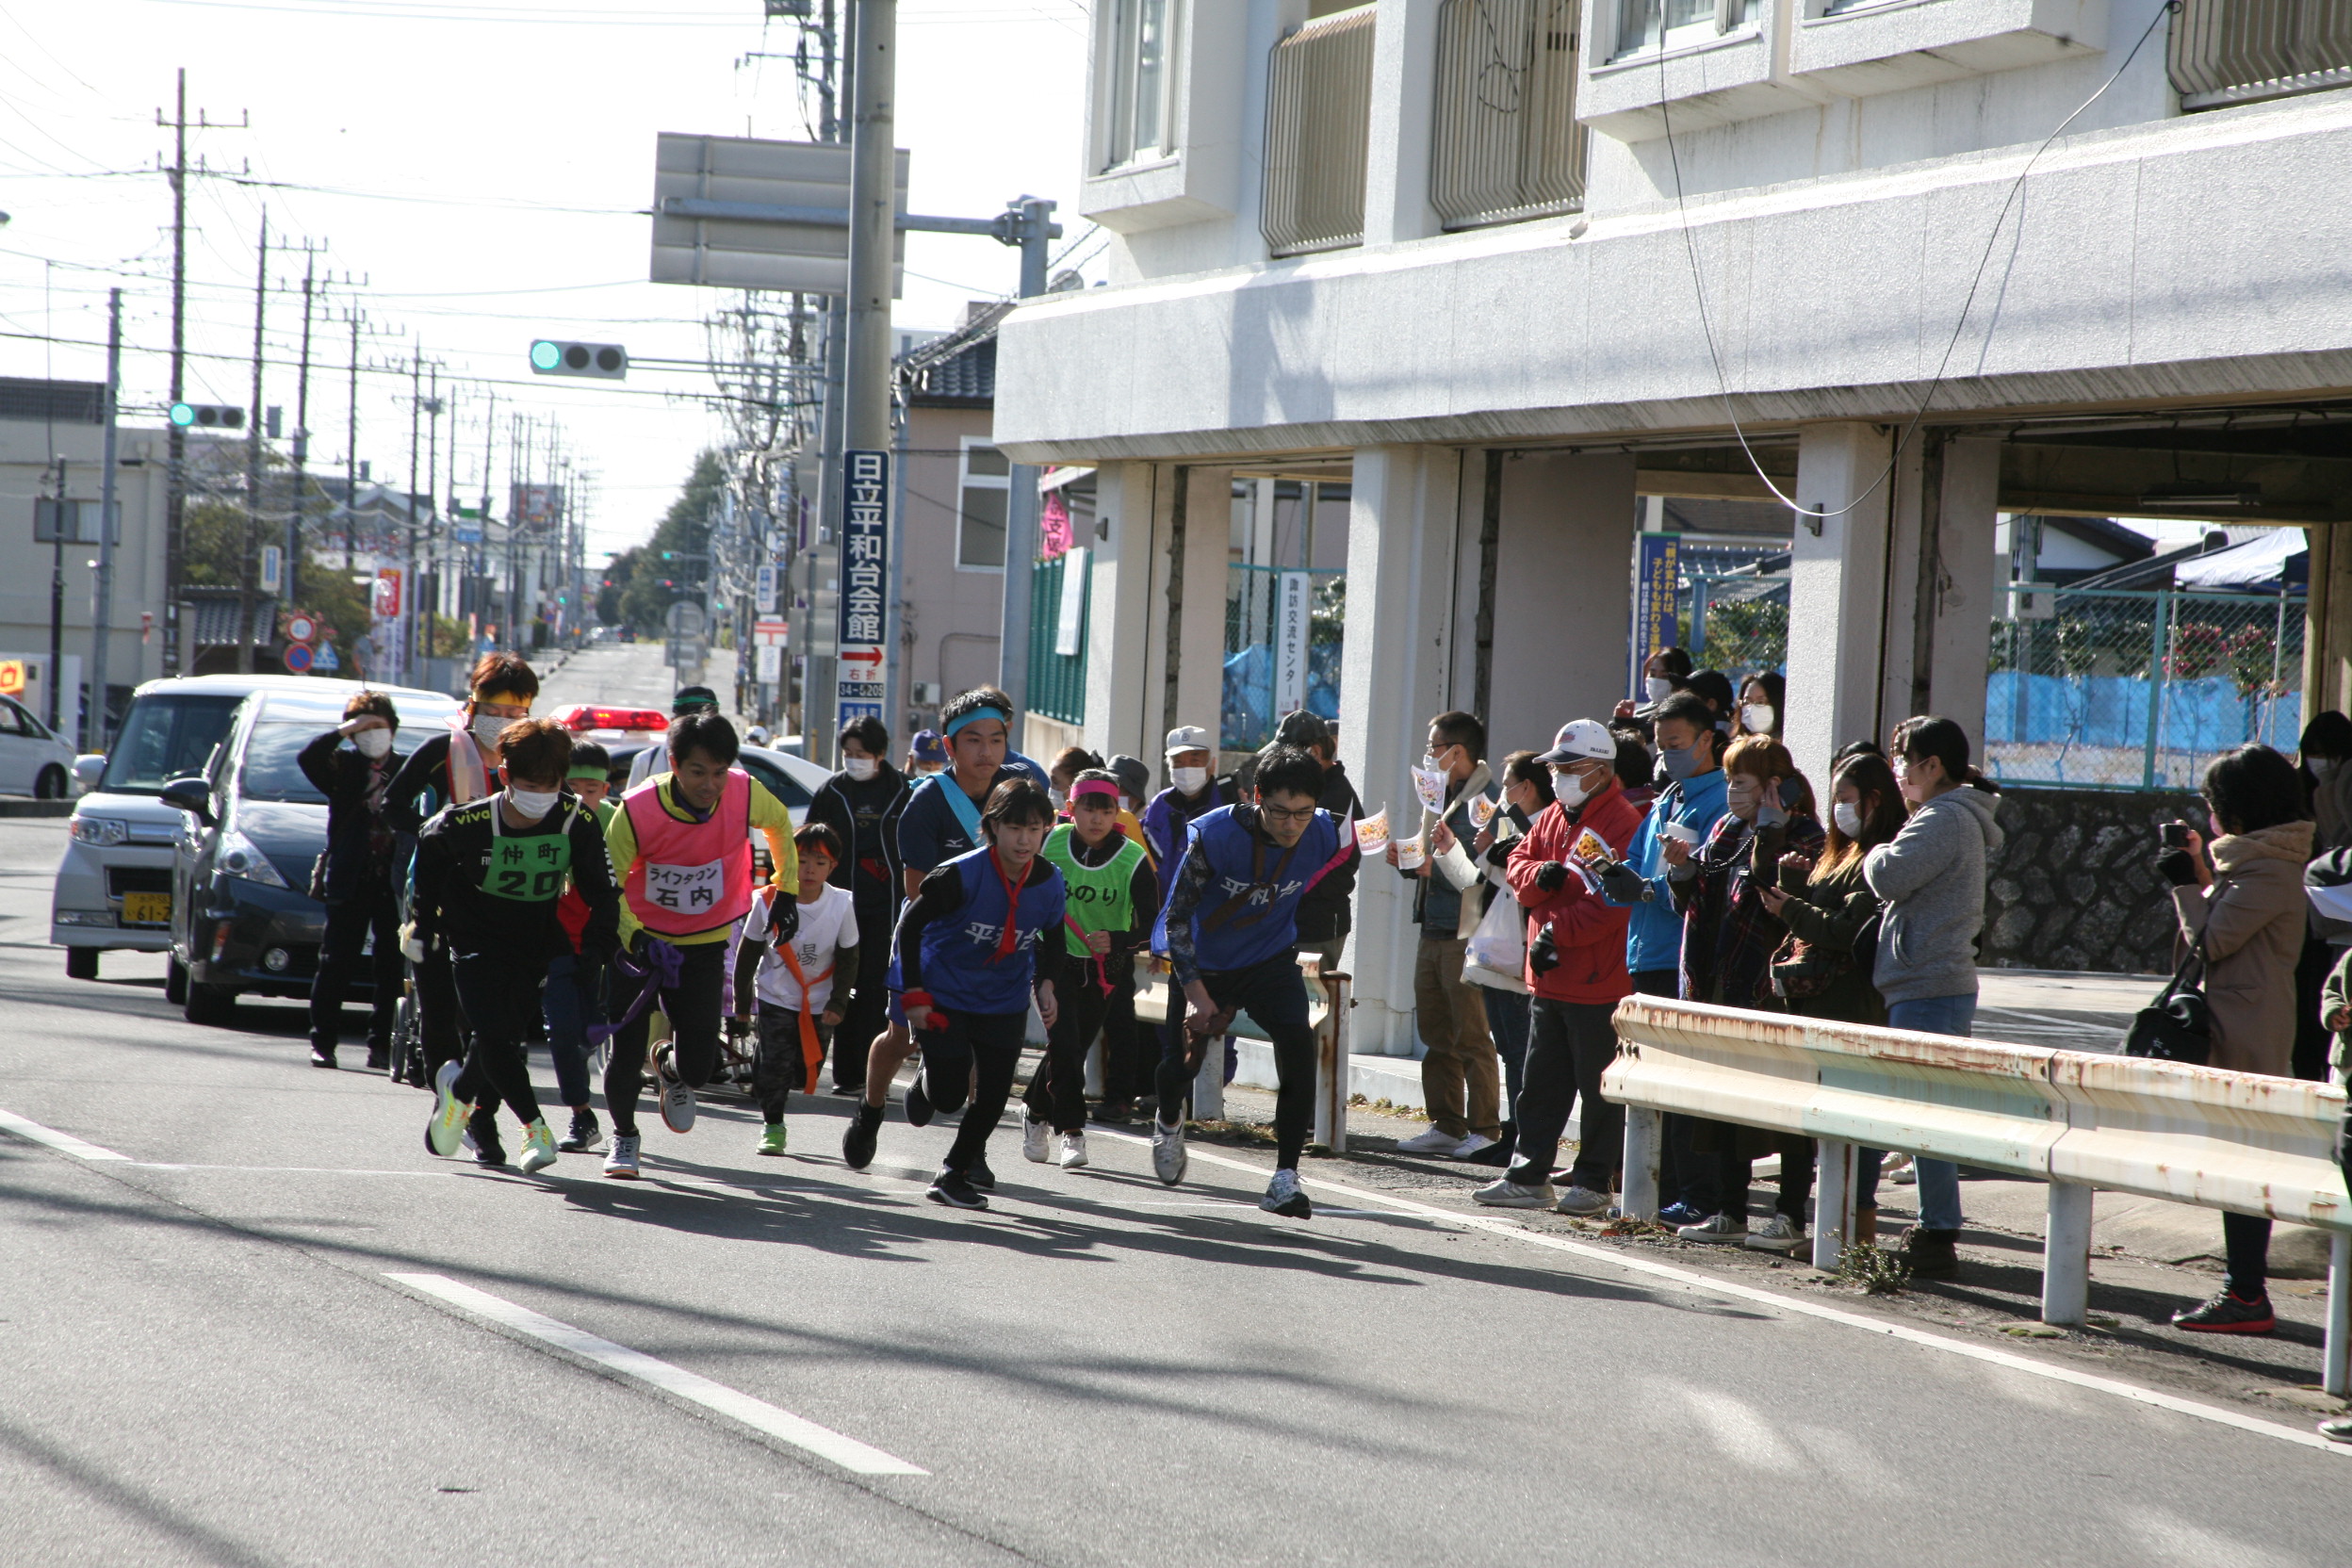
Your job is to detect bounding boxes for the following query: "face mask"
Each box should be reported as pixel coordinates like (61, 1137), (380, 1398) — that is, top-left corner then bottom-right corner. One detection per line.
(1742, 704), (1775, 734)
(1551, 765), (1591, 808)
(1171, 766), (1209, 795)
(843, 757), (878, 782)
(505, 785), (559, 819)
(1834, 801), (1863, 838)
(1049, 788), (1068, 809)
(1419, 753), (1442, 774)
(471, 714), (510, 751)
(354, 728), (393, 760)
(1645, 677), (1673, 704)
(1660, 743), (1704, 782)
(2313, 758), (2336, 779)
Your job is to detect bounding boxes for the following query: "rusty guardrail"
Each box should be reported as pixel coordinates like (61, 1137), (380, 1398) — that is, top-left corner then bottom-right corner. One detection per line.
(1604, 995), (2351, 1393)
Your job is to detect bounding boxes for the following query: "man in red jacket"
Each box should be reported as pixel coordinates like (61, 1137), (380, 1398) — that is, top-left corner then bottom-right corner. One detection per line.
(1476, 719), (1646, 1215)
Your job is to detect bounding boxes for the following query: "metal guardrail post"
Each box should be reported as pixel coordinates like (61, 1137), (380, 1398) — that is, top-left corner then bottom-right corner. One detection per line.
(1622, 1106), (1661, 1220)
(2329, 1233), (2350, 1399)
(2043, 1181), (2093, 1327)
(1812, 1138), (1851, 1271)
(1192, 1037), (1224, 1122)
(1312, 962), (1351, 1154)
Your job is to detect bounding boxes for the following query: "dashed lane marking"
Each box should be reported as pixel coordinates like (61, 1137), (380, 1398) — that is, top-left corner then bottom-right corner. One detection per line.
(0, 1106), (129, 1161)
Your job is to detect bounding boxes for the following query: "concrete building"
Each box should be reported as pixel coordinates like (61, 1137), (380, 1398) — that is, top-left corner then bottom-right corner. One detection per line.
(994, 0), (2352, 1052)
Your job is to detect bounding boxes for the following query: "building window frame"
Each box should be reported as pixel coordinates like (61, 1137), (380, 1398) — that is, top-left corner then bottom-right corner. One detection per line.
(1609, 0), (1759, 62)
(956, 436), (1011, 574)
(1100, 0), (1184, 174)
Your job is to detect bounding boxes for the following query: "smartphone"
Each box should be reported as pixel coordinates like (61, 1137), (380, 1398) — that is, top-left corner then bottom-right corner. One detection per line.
(2161, 822), (2190, 849)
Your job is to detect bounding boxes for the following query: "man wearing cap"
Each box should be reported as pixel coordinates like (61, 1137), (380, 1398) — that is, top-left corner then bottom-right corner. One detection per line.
(1475, 719), (1644, 1216)
(906, 729), (948, 781)
(1138, 727), (1239, 1101)
(1273, 710), (1361, 973)
(628, 685), (723, 791)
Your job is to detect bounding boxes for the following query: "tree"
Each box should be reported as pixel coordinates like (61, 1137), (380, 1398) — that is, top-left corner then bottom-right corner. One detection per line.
(600, 545), (643, 625)
(614, 450), (727, 634)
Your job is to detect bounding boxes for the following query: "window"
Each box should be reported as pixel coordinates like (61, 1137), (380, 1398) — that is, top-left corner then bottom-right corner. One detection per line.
(100, 694), (242, 795)
(958, 441), (1010, 570)
(0, 697), (28, 737)
(1103, 0), (1180, 171)
(1615, 0), (1756, 57)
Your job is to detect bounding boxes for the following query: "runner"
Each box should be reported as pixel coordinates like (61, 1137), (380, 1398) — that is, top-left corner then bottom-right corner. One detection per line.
(599, 710), (799, 1180)
(1152, 744), (1349, 1217)
(889, 778), (1068, 1209)
(804, 714), (910, 1096)
(547, 740), (615, 1153)
(1029, 769), (1155, 1161)
(416, 719), (617, 1172)
(743, 822), (860, 1154)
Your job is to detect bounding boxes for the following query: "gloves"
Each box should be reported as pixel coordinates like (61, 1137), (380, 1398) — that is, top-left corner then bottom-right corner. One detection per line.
(1599, 861), (1653, 905)
(1533, 860), (1569, 892)
(766, 892), (800, 945)
(2156, 849), (2198, 888)
(399, 922), (426, 965)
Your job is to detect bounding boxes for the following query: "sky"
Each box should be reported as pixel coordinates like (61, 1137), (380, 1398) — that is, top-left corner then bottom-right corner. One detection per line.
(0, 0), (1096, 563)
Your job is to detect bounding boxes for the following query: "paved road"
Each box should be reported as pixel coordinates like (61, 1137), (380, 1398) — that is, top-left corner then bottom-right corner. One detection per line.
(2, 815), (2345, 1566)
(538, 641), (703, 718)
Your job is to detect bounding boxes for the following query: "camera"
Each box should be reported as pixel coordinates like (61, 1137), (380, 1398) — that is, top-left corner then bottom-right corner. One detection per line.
(1528, 921), (1561, 976)
(2160, 822), (2190, 849)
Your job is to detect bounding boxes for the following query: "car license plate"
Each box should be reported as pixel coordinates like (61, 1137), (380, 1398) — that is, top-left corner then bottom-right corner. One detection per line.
(121, 891), (172, 926)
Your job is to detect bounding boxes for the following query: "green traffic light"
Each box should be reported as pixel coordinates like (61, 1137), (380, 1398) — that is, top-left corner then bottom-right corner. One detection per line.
(169, 402), (196, 427)
(529, 340), (563, 372)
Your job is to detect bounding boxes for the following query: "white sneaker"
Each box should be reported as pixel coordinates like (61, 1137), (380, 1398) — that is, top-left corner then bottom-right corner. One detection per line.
(1448, 1132), (1498, 1161)
(1677, 1212), (1749, 1244)
(1553, 1184), (1611, 1217)
(1884, 1152), (1917, 1185)
(1473, 1178), (1555, 1209)
(1746, 1213), (1804, 1252)
(1395, 1126), (1466, 1157)
(425, 1060), (472, 1157)
(654, 1043), (695, 1135)
(602, 1133), (642, 1180)
(1261, 1168), (1312, 1218)
(1057, 1131), (1088, 1169)
(1151, 1118), (1187, 1186)
(518, 1119), (559, 1175)
(1022, 1114), (1052, 1164)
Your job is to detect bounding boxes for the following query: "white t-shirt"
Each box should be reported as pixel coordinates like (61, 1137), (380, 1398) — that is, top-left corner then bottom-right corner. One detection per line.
(751, 882), (858, 1015)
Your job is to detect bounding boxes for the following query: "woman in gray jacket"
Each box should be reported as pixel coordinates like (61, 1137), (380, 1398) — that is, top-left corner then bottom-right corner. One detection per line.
(1858, 717), (2004, 1279)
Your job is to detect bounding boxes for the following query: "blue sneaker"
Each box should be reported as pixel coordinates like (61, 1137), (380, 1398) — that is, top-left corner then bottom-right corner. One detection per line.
(1658, 1201), (1709, 1228)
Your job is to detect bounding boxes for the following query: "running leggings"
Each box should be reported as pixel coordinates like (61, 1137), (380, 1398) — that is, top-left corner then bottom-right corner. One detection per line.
(921, 1007), (1030, 1175)
(604, 938), (726, 1137)
(1156, 955), (1317, 1170)
(449, 951), (548, 1127)
(1027, 962), (1113, 1133)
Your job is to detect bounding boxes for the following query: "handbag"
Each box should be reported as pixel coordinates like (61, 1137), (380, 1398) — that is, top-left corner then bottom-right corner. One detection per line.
(2124, 930), (2213, 1066)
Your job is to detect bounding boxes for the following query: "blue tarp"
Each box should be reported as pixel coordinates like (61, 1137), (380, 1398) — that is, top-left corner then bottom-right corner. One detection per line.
(1222, 642), (1341, 751)
(1983, 670), (2301, 783)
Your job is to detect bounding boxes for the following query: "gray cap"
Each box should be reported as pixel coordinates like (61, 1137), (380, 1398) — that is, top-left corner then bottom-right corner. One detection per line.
(1107, 754), (1152, 801)
(1165, 725), (1212, 756)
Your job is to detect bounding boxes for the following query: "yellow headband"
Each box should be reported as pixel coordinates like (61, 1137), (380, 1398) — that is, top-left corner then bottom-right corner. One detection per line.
(472, 690), (532, 710)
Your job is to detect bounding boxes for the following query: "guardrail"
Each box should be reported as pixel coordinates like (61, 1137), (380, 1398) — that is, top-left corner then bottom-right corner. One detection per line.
(1136, 954), (1351, 1152)
(1603, 996), (2352, 1393)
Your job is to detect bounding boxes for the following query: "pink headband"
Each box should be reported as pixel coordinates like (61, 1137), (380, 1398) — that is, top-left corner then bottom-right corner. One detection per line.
(1071, 779), (1120, 802)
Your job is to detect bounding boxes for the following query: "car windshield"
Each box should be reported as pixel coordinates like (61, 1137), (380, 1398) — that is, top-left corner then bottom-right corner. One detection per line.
(236, 723), (331, 805)
(99, 694), (243, 795)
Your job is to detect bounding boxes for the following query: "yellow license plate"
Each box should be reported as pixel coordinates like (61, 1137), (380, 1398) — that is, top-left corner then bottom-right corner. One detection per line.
(121, 892), (172, 926)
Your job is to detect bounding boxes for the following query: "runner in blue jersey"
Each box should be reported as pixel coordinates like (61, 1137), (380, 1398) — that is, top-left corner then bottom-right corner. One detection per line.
(1152, 745), (1350, 1217)
(889, 777), (1070, 1210)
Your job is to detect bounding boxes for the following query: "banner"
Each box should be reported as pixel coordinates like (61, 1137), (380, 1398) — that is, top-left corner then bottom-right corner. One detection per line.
(1054, 547), (1087, 658)
(1274, 571), (1312, 717)
(1629, 531), (1679, 697)
(835, 449), (889, 727)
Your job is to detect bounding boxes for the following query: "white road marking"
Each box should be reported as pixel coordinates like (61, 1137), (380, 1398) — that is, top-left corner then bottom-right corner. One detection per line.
(1095, 1131), (2352, 1459)
(0, 1106), (129, 1161)
(384, 1272), (927, 1477)
(130, 1163), (458, 1176)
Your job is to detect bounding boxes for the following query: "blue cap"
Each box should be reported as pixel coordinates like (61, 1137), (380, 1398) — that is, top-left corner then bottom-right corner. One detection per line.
(911, 728), (947, 764)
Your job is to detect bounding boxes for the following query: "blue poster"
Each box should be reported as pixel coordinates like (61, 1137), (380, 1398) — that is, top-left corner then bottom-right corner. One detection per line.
(1628, 531), (1678, 697)
(835, 449), (890, 725)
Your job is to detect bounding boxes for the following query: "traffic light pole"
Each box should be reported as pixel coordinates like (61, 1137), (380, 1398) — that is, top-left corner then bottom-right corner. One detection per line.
(91, 290), (122, 749)
(992, 197), (1054, 737)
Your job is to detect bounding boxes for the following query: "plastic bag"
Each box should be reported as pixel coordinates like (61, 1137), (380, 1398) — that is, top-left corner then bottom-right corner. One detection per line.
(1462, 891), (1528, 993)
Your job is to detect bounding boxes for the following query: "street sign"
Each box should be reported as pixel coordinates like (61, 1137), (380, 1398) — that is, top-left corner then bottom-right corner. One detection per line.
(756, 644), (781, 683)
(665, 600), (708, 639)
(261, 545), (285, 596)
(649, 133), (907, 295)
(835, 449), (890, 727)
(1274, 570), (1312, 716)
(282, 643), (315, 674)
(371, 570), (402, 619)
(453, 523), (482, 545)
(753, 617), (789, 648)
(284, 612), (318, 645)
(755, 563), (777, 614)
(312, 641), (339, 673)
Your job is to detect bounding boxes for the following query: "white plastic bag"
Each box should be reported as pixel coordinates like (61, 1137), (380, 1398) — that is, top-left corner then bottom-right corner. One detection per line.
(1462, 891), (1528, 993)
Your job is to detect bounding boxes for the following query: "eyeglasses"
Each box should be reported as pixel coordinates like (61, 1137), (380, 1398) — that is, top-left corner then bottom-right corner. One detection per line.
(1258, 802), (1316, 825)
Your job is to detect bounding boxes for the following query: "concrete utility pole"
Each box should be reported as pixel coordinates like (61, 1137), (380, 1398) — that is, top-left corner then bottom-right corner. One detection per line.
(286, 257), (317, 619)
(829, 0), (895, 761)
(237, 205), (268, 675)
(46, 457), (65, 732)
(405, 347), (421, 672)
(90, 289), (122, 749)
(993, 195), (1056, 727)
(342, 305), (361, 573)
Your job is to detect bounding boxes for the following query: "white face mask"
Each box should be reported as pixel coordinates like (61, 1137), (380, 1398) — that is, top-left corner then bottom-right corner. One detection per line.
(1419, 753), (1441, 774)
(1834, 801), (1862, 838)
(1049, 787), (1068, 809)
(2312, 758), (2336, 779)
(1742, 704), (1775, 734)
(470, 714), (510, 752)
(1171, 766), (1209, 795)
(354, 728), (393, 760)
(505, 785), (559, 819)
(1645, 677), (1674, 704)
(843, 756), (878, 782)
(1551, 765), (1591, 808)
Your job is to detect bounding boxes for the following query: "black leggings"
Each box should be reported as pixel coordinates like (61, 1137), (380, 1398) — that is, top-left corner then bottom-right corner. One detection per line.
(829, 898), (895, 1091)
(449, 951), (547, 1126)
(2224, 1211), (2273, 1298)
(922, 1007), (1029, 1174)
(309, 883), (401, 1052)
(754, 1004), (831, 1122)
(604, 938), (727, 1137)
(1157, 956), (1317, 1170)
(1027, 964), (1113, 1133)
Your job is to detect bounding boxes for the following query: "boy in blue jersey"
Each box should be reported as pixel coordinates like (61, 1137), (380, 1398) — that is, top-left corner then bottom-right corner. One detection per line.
(1152, 744), (1350, 1218)
(887, 777), (1070, 1211)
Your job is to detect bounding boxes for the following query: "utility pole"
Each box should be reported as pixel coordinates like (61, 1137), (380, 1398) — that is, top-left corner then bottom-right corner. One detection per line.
(343, 306), (361, 573)
(833, 0), (895, 761)
(405, 346), (421, 677)
(237, 205), (268, 676)
(991, 195), (1056, 723)
(46, 457), (65, 732)
(286, 253), (318, 623)
(90, 290), (122, 749)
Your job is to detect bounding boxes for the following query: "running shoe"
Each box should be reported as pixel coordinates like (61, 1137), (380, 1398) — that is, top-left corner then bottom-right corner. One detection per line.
(1022, 1114), (1051, 1164)
(969, 1154), (997, 1192)
(1657, 1200), (1708, 1228)
(471, 1107), (508, 1168)
(2320, 1413), (2352, 1445)
(1057, 1131), (1088, 1169)
(1553, 1184), (1611, 1217)
(1394, 1126), (1466, 1157)
(1676, 1213), (1748, 1245)
(309, 1043), (336, 1070)
(842, 1104), (882, 1170)
(1260, 1168), (1312, 1219)
(2171, 1289), (2275, 1334)
(1473, 1179), (1555, 1209)
(758, 1122), (790, 1157)
(518, 1119), (559, 1175)
(603, 1133), (642, 1180)
(905, 1072), (934, 1127)
(1746, 1214), (1805, 1252)
(927, 1168), (988, 1210)
(654, 1043), (695, 1135)
(425, 1060), (473, 1157)
(559, 1110), (602, 1153)
(1151, 1118), (1187, 1186)
(1449, 1132), (1498, 1162)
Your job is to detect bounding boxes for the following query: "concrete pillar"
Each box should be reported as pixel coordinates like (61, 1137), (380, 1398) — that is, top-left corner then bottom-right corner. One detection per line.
(1083, 462), (1157, 768)
(1784, 423), (1895, 797)
(1361, 0), (1443, 247)
(1812, 1138), (1851, 1271)
(2305, 523), (2352, 721)
(1879, 434), (2002, 760)
(1483, 452), (1639, 755)
(1337, 444), (1465, 1055)
(1622, 1107), (1661, 1219)
(1166, 466), (1232, 785)
(2042, 1180), (2093, 1327)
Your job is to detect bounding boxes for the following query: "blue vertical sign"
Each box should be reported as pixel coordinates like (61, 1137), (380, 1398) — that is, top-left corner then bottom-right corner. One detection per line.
(836, 449), (890, 727)
(1628, 530), (1679, 697)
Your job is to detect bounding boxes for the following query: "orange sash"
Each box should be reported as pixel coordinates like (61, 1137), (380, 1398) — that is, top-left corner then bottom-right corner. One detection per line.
(775, 935), (836, 1094)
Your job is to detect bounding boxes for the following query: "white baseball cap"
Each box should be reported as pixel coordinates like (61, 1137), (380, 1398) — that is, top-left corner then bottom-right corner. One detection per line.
(1537, 719), (1615, 765)
(1165, 725), (1212, 756)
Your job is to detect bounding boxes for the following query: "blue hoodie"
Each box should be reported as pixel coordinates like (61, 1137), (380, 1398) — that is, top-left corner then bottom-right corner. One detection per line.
(1610, 768), (1729, 978)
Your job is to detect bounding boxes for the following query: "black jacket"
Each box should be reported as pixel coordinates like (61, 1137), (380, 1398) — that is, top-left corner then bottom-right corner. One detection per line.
(412, 794), (619, 965)
(1295, 759), (1364, 943)
(297, 729), (408, 905)
(807, 763), (912, 907)
(384, 730), (498, 836)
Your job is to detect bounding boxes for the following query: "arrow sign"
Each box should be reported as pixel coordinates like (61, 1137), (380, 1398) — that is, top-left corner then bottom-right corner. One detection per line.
(841, 647), (883, 670)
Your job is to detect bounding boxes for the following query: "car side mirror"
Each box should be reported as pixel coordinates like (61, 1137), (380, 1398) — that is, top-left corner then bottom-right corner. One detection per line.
(72, 755), (105, 790)
(159, 776), (214, 827)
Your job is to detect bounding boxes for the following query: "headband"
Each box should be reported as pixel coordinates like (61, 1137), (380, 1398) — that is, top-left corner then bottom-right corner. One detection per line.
(565, 760), (608, 780)
(472, 689), (531, 710)
(943, 705), (1010, 738)
(1070, 779), (1119, 802)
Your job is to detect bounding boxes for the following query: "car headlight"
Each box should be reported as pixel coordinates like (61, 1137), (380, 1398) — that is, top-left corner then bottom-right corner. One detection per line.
(215, 827), (290, 890)
(69, 816), (129, 847)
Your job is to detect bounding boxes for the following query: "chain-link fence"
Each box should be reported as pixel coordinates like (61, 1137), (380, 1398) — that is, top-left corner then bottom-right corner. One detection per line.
(1689, 575), (1788, 676)
(1985, 586), (2305, 789)
(1224, 565), (1345, 750)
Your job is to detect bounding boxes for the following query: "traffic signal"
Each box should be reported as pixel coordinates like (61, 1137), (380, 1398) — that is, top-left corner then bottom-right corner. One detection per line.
(528, 340), (628, 380)
(169, 402), (245, 430)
